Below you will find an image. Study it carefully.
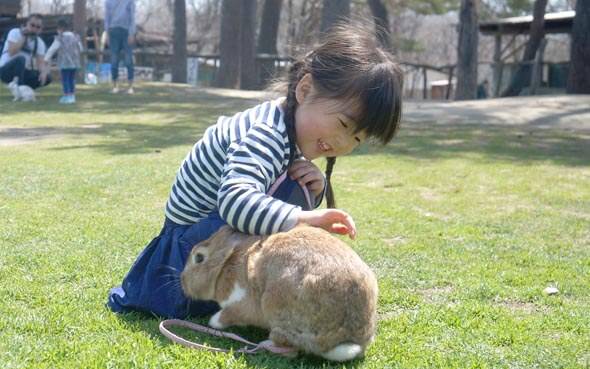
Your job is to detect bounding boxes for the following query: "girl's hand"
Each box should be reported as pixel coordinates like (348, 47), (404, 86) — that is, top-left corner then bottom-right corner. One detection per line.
(297, 209), (357, 239)
(288, 160), (325, 198)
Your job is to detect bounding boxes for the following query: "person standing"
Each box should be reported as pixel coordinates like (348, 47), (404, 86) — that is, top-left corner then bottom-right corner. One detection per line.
(0, 14), (52, 90)
(44, 18), (84, 104)
(104, 0), (136, 94)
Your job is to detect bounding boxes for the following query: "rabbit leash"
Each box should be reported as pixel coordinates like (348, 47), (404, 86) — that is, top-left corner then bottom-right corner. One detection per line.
(159, 319), (296, 356)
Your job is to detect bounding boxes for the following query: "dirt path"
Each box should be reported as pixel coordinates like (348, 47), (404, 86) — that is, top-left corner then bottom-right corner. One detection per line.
(403, 95), (590, 132)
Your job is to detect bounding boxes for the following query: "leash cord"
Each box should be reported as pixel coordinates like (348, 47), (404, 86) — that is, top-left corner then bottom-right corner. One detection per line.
(159, 319), (296, 356)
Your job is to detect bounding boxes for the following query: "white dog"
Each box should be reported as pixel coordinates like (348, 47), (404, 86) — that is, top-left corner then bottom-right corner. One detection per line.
(8, 77), (36, 102)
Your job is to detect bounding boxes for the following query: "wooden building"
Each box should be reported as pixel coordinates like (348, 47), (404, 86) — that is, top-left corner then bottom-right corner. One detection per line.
(0, 0), (20, 19)
(479, 11), (575, 96)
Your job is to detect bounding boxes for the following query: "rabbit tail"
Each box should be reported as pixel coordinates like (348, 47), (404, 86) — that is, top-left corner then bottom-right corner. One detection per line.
(321, 343), (363, 362)
(270, 327), (364, 362)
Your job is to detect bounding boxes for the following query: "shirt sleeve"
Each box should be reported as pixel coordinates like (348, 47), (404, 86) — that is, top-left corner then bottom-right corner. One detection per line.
(104, 0), (111, 29)
(128, 0), (136, 35)
(217, 124), (300, 235)
(6, 29), (22, 51)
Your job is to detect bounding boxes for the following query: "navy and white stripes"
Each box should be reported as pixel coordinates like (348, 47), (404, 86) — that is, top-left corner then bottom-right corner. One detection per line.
(165, 98), (301, 234)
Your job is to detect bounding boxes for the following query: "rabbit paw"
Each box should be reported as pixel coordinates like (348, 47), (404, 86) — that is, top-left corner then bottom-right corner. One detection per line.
(208, 311), (227, 329)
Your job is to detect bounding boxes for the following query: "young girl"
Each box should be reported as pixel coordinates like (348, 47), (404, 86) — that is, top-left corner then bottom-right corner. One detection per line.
(44, 18), (83, 104)
(108, 22), (403, 318)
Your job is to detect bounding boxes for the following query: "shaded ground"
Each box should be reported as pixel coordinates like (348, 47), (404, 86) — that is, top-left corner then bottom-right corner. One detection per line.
(1, 86), (589, 147)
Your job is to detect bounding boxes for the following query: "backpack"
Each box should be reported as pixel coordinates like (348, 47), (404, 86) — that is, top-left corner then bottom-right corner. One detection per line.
(0, 32), (6, 55)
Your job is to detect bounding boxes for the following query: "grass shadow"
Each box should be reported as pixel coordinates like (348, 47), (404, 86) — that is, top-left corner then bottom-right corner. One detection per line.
(3, 83), (589, 167)
(353, 122), (590, 167)
(114, 312), (366, 368)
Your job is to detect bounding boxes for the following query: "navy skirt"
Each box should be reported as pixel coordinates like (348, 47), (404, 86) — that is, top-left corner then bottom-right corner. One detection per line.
(107, 174), (314, 318)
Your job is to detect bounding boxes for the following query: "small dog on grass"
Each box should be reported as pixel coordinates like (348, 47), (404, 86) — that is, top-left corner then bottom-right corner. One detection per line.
(8, 77), (36, 102)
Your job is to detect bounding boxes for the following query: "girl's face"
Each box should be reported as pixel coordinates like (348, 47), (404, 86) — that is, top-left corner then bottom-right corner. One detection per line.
(294, 74), (367, 160)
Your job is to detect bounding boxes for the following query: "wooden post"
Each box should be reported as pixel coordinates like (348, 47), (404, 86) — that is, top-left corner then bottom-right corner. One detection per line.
(73, 0), (87, 82)
(530, 38), (547, 95)
(422, 67), (428, 99)
(493, 33), (502, 97)
(446, 66), (455, 100)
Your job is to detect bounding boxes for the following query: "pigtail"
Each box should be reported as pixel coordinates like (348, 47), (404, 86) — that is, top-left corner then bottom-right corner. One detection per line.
(283, 59), (308, 166)
(325, 157), (336, 208)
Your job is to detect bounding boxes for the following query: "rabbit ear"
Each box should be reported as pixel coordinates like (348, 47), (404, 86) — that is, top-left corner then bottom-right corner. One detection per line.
(206, 227), (240, 285)
(205, 227), (260, 293)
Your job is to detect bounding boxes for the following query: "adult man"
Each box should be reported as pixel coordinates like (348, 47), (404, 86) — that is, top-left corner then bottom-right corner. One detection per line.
(0, 14), (52, 89)
(104, 0), (136, 94)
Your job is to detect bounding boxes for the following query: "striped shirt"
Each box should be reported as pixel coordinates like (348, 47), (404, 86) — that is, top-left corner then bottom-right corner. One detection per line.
(165, 98), (311, 235)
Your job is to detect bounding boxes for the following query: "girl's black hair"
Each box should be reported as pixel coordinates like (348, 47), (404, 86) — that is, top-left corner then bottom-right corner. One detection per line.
(57, 18), (70, 30)
(281, 21), (404, 208)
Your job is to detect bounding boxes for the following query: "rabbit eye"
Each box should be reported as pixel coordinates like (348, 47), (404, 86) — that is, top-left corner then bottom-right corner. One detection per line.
(193, 253), (204, 264)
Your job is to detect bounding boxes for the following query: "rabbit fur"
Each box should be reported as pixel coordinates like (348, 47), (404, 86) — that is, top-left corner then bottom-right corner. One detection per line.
(181, 225), (378, 361)
(8, 77), (36, 102)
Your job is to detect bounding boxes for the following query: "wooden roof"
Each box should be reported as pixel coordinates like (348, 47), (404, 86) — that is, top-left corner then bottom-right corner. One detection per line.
(479, 10), (575, 35)
(0, 0), (20, 18)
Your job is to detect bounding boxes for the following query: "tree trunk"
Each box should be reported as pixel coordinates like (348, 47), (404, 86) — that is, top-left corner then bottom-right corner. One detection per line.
(73, 0), (87, 44)
(455, 0), (479, 100)
(240, 0), (258, 90)
(257, 0), (283, 88)
(367, 0), (392, 51)
(502, 0), (548, 97)
(172, 0), (187, 83)
(567, 0), (590, 94)
(73, 0), (86, 82)
(216, 0), (241, 88)
(258, 0), (282, 54)
(320, 0), (350, 33)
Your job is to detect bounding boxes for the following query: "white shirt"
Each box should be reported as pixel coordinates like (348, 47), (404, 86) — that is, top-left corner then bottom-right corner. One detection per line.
(0, 28), (47, 68)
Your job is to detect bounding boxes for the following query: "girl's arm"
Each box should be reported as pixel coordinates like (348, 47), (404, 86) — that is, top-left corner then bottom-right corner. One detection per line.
(218, 124), (299, 235)
(297, 208), (356, 239)
(287, 159), (326, 207)
(218, 124), (356, 238)
(44, 38), (60, 63)
(77, 34), (84, 51)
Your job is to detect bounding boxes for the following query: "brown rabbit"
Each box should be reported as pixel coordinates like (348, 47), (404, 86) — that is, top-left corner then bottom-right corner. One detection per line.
(180, 225), (378, 361)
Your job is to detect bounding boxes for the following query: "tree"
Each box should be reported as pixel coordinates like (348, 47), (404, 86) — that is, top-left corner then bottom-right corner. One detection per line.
(72, 0), (87, 81)
(172, 0), (187, 83)
(320, 0), (350, 33)
(455, 0), (478, 100)
(257, 0), (283, 88)
(239, 0), (257, 89)
(567, 0), (590, 93)
(367, 0), (392, 51)
(502, 0), (548, 96)
(73, 0), (87, 44)
(216, 0), (241, 88)
(258, 0), (283, 55)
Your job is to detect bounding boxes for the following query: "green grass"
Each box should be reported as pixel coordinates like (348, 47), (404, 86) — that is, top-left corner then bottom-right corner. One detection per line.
(1, 83), (589, 368)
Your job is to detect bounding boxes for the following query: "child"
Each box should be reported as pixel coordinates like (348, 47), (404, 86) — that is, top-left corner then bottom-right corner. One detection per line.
(44, 19), (83, 104)
(107, 22), (403, 318)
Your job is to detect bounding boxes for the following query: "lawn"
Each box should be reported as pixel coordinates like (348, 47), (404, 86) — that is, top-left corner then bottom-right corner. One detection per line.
(1, 83), (589, 369)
